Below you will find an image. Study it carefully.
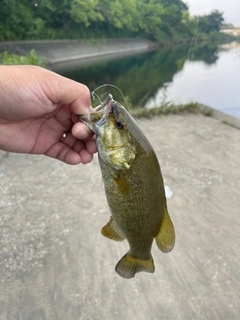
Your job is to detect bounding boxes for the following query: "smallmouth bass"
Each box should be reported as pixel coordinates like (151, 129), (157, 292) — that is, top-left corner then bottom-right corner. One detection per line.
(80, 94), (175, 279)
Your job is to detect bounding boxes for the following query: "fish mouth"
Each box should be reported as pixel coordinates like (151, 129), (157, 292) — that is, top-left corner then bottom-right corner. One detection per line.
(79, 110), (106, 124)
(78, 94), (113, 130)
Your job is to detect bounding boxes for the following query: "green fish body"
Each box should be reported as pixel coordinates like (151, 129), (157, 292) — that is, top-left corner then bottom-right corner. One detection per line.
(80, 95), (175, 279)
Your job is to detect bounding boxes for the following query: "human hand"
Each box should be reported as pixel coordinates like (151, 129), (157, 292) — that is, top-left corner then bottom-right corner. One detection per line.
(0, 65), (97, 164)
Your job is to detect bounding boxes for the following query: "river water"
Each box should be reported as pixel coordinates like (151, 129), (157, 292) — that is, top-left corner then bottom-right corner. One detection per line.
(59, 41), (240, 119)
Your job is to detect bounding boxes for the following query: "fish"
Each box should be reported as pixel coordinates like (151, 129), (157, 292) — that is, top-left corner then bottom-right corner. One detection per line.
(79, 94), (175, 279)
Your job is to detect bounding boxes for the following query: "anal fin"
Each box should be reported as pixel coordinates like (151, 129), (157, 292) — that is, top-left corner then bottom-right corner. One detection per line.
(155, 206), (175, 253)
(101, 216), (125, 241)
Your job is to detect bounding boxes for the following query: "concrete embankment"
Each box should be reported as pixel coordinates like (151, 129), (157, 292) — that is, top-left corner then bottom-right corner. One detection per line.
(0, 38), (157, 70)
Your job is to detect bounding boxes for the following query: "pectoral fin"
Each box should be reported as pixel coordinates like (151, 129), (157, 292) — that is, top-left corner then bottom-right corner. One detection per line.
(155, 206), (175, 253)
(101, 216), (125, 241)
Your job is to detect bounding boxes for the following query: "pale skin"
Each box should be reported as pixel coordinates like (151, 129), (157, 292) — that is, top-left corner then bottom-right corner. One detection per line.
(0, 65), (97, 164)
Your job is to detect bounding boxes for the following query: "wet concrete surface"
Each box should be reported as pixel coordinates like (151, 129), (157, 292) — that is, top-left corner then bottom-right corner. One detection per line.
(0, 114), (240, 320)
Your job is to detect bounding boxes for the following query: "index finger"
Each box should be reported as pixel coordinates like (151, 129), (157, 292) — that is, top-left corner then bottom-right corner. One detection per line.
(41, 68), (92, 114)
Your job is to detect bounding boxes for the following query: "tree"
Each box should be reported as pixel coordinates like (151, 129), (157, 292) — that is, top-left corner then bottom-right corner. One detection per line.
(0, 0), (46, 40)
(198, 10), (224, 34)
(208, 10), (224, 31)
(70, 0), (104, 27)
(136, 0), (166, 40)
(0, 0), (225, 41)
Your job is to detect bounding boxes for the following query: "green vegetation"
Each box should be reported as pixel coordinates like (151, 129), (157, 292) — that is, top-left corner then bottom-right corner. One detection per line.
(198, 11), (224, 34)
(131, 102), (213, 118)
(132, 102), (200, 118)
(0, 49), (46, 67)
(0, 0), (229, 43)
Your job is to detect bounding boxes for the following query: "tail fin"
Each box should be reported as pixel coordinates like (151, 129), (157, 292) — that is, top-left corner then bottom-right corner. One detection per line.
(115, 253), (155, 279)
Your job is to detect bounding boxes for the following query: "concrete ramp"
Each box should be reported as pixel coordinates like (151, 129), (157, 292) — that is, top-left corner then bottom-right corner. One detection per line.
(0, 114), (239, 319)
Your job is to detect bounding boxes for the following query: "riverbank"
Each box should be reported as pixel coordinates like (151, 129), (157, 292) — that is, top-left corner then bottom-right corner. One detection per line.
(0, 39), (157, 69)
(0, 113), (239, 319)
(1, 38), (240, 124)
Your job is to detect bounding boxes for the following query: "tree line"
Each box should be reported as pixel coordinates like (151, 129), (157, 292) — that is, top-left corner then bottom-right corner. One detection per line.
(0, 0), (225, 42)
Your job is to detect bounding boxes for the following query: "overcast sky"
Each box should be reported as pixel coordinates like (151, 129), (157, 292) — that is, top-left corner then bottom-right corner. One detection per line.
(185, 0), (240, 26)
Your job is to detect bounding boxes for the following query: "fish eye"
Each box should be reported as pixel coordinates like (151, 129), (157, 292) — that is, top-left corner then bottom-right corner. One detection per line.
(115, 119), (124, 129)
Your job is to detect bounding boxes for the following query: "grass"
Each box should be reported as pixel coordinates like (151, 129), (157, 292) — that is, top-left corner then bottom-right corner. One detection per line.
(131, 102), (213, 118)
(0, 49), (46, 67)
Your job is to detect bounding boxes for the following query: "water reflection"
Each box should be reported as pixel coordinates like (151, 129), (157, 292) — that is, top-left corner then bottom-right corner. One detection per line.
(146, 46), (240, 119)
(59, 41), (240, 119)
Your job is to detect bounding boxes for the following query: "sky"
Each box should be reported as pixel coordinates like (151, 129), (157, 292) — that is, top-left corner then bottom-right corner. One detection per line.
(185, 0), (240, 26)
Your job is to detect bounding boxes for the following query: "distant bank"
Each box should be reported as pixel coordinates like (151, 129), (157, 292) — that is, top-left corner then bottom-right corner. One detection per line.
(221, 28), (240, 37)
(0, 39), (158, 70)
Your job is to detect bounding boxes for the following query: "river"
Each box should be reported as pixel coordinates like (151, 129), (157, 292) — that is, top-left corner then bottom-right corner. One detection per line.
(59, 41), (240, 119)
